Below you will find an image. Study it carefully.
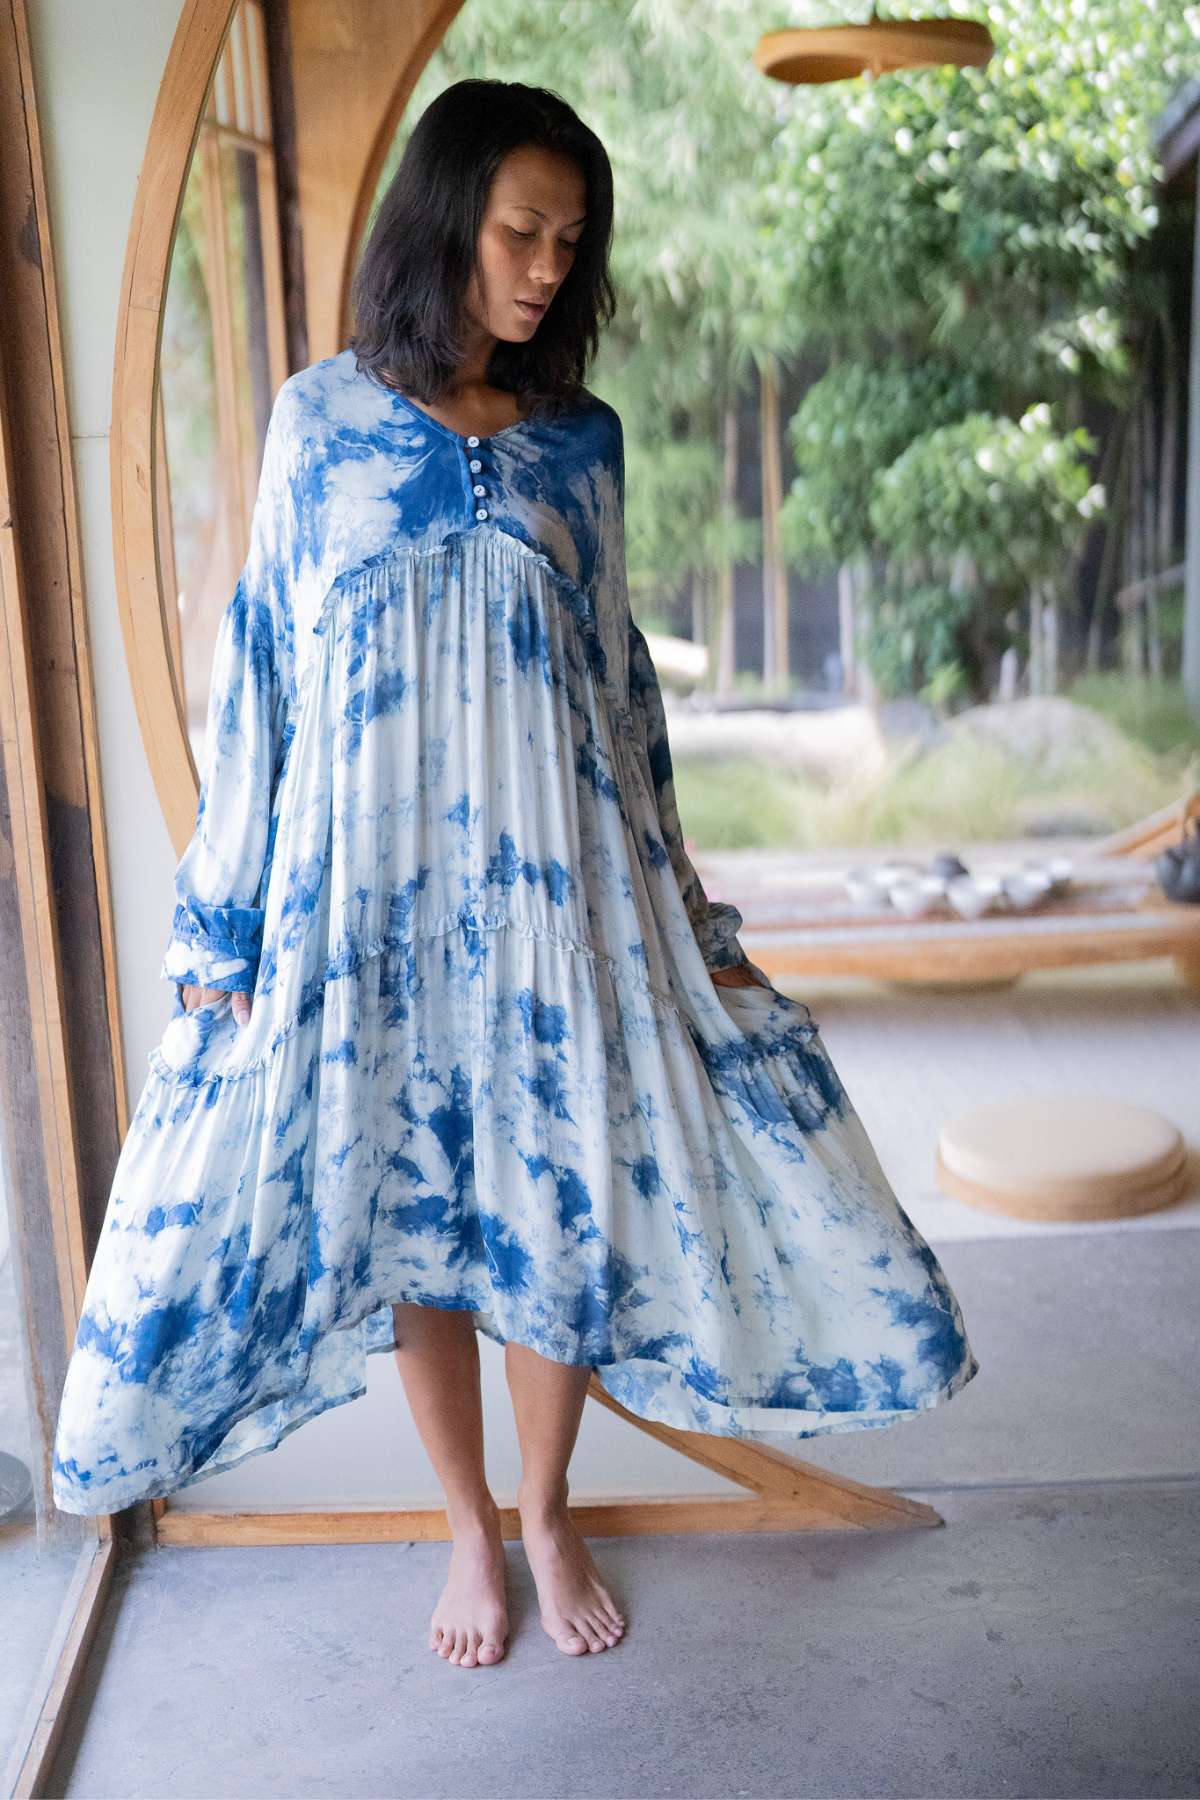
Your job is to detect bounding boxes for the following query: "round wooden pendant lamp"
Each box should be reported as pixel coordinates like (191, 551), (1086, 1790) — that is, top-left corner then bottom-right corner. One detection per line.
(753, 6), (993, 85)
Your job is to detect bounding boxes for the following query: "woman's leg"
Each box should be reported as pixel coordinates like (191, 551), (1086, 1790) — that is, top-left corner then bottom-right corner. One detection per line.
(504, 1342), (627, 1655)
(391, 1302), (508, 1668)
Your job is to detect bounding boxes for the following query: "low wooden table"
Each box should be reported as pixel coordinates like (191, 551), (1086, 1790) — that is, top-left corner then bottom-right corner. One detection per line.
(702, 796), (1200, 991)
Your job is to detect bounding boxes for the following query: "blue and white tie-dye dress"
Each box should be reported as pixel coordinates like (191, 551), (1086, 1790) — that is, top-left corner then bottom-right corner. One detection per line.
(52, 347), (979, 1515)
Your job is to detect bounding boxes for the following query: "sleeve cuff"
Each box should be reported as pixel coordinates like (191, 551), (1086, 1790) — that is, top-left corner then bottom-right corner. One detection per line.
(160, 898), (264, 993)
(695, 899), (751, 973)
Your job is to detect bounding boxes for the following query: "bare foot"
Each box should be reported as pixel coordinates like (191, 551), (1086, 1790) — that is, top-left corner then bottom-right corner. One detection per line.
(517, 1487), (627, 1656)
(429, 1502), (509, 1667)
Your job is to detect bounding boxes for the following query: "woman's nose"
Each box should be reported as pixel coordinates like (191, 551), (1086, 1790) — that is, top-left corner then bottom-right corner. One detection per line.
(528, 246), (569, 287)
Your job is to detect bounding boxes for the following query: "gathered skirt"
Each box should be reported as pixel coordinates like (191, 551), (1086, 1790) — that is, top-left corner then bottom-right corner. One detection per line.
(52, 530), (979, 1515)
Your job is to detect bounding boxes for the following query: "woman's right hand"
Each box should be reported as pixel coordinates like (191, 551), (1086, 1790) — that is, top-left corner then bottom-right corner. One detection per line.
(181, 984), (253, 1028)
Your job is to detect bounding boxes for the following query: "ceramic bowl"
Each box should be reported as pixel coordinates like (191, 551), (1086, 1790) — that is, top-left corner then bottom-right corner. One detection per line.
(1040, 855), (1073, 895)
(843, 866), (882, 906)
(888, 875), (947, 917)
(1002, 871), (1052, 910)
(945, 873), (1003, 918)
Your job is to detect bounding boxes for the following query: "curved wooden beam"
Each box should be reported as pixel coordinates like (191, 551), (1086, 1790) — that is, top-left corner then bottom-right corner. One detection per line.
(110, 0), (237, 853)
(288, 0), (464, 359)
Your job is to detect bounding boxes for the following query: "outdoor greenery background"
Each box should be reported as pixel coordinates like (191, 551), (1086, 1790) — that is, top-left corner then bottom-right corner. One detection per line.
(367, 0), (1200, 849)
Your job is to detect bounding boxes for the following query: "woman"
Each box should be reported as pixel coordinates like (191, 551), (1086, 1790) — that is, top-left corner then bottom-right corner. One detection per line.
(52, 79), (979, 1669)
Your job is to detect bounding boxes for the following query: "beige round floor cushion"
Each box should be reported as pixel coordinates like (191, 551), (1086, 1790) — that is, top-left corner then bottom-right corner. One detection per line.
(935, 1095), (1190, 1221)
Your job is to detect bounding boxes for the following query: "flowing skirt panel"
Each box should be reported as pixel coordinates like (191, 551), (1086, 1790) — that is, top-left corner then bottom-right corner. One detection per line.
(52, 534), (978, 1515)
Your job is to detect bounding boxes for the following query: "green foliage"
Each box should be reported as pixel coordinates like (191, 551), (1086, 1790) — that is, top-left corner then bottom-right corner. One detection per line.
(671, 715), (1190, 851)
(780, 359), (994, 565)
(870, 406), (1101, 582)
(757, 0), (1196, 703)
(860, 583), (975, 707)
(756, 0), (1195, 393)
(1066, 673), (1200, 762)
(673, 759), (807, 850)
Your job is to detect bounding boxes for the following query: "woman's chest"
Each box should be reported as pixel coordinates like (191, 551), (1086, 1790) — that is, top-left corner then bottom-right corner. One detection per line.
(300, 428), (603, 601)
(282, 425), (624, 712)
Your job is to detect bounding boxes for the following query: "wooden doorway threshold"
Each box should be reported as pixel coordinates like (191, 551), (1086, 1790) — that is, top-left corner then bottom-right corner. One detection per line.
(150, 1375), (942, 1546)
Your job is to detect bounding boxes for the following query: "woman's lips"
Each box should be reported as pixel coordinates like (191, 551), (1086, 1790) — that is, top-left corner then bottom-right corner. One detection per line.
(516, 299), (547, 319)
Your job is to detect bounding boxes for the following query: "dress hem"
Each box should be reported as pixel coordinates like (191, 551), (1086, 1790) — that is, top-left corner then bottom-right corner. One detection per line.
(51, 1287), (981, 1516)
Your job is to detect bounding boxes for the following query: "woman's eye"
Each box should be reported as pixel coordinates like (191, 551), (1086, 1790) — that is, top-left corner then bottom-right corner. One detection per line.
(509, 229), (581, 250)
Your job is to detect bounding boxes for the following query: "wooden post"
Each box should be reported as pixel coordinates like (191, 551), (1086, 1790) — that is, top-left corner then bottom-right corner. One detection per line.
(1182, 144), (1200, 716)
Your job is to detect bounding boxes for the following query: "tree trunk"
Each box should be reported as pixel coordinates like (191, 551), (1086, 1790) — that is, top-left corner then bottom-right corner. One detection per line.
(1044, 586), (1059, 695)
(1183, 185), (1200, 715)
(856, 559), (877, 709)
(837, 561), (859, 696)
(1087, 410), (1130, 675)
(759, 354), (788, 694)
(714, 399), (738, 698)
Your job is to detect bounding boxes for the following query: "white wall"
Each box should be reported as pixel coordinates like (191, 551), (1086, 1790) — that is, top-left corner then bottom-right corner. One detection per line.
(25, 0), (741, 1511)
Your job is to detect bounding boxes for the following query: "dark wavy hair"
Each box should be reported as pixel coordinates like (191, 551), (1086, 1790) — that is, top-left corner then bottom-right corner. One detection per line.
(349, 79), (617, 421)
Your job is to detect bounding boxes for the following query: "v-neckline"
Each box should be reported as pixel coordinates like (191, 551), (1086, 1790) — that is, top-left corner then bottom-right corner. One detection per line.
(378, 379), (531, 446)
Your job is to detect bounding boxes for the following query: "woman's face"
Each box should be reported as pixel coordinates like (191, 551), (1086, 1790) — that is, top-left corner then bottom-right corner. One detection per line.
(466, 144), (588, 343)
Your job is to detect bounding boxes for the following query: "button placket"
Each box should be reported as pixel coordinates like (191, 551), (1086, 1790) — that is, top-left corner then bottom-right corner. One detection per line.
(464, 435), (489, 521)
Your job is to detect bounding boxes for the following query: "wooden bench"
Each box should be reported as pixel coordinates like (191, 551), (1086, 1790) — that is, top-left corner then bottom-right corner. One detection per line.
(715, 792), (1200, 991)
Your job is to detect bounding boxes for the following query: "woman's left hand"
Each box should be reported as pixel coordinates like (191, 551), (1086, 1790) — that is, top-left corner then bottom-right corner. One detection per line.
(710, 964), (770, 989)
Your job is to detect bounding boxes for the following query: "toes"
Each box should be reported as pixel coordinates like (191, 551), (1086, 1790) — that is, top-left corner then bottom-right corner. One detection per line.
(478, 1641), (504, 1663)
(587, 1608), (618, 1645)
(557, 1630), (589, 1655)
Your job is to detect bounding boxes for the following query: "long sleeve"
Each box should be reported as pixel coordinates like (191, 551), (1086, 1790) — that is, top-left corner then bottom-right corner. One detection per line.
(597, 410), (752, 977)
(160, 383), (298, 996)
(626, 618), (751, 974)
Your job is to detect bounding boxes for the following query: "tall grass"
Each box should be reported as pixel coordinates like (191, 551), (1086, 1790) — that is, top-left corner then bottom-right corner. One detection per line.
(672, 685), (1200, 853)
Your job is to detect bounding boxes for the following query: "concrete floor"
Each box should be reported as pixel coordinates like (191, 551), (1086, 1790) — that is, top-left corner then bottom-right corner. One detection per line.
(46, 1483), (1200, 1800)
(47, 1222), (1200, 1799)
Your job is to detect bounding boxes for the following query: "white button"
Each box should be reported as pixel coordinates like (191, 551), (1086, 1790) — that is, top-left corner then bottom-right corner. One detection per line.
(468, 458), (482, 472)
(466, 435), (480, 447)
(473, 483), (486, 496)
(475, 507), (488, 520)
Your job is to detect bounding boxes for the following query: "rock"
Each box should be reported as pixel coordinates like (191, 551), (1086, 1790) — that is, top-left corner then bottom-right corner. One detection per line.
(662, 699), (888, 787)
(942, 696), (1134, 779)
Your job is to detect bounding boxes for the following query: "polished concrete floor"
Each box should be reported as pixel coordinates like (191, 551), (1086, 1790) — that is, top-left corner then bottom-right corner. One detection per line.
(47, 1221), (1200, 1799)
